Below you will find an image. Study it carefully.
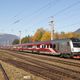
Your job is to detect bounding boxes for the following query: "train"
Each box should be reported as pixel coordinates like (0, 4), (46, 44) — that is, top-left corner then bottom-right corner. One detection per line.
(1, 38), (80, 58)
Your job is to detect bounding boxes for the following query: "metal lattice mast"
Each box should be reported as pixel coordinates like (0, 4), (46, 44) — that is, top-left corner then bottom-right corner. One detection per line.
(19, 31), (21, 44)
(49, 16), (54, 40)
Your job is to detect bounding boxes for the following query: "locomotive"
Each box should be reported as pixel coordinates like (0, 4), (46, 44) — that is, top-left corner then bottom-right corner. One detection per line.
(1, 38), (80, 58)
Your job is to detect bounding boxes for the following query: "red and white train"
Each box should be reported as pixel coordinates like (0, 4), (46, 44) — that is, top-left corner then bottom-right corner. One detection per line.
(1, 38), (80, 58)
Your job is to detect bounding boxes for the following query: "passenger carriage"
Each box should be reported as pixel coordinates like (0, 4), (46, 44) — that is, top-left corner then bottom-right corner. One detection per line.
(11, 38), (80, 58)
(2, 38), (80, 58)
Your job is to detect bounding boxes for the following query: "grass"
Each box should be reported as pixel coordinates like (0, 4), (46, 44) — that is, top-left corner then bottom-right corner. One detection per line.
(0, 68), (5, 80)
(0, 60), (45, 80)
(0, 50), (45, 80)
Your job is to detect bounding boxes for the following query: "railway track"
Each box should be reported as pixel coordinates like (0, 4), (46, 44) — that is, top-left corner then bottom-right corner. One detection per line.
(0, 63), (9, 80)
(5, 51), (80, 79)
(8, 54), (80, 79)
(1, 58), (62, 80)
(0, 50), (80, 80)
(18, 51), (80, 67)
(1, 57), (80, 80)
(5, 50), (80, 68)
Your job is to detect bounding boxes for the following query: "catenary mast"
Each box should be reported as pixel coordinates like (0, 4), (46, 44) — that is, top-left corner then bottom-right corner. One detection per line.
(19, 31), (21, 44)
(49, 16), (54, 40)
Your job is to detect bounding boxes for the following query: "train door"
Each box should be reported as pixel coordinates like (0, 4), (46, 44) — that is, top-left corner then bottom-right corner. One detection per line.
(55, 43), (59, 50)
(59, 41), (71, 53)
(66, 42), (71, 53)
(50, 43), (59, 52)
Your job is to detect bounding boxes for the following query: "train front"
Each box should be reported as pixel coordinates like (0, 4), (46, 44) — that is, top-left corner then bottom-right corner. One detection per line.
(70, 38), (80, 58)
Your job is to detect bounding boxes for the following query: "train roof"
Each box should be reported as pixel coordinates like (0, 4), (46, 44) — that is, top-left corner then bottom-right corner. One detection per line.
(13, 38), (80, 46)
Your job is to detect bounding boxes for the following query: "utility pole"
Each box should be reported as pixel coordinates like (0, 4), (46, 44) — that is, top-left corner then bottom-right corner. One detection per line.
(49, 16), (54, 40)
(19, 31), (21, 44)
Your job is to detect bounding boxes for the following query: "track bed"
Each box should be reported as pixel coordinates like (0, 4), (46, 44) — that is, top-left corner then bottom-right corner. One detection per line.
(0, 50), (80, 80)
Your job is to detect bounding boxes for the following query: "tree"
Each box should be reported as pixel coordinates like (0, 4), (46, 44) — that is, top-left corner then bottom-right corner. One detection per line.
(12, 39), (19, 44)
(54, 32), (59, 39)
(32, 28), (45, 42)
(41, 31), (51, 41)
(60, 32), (66, 39)
(21, 35), (32, 43)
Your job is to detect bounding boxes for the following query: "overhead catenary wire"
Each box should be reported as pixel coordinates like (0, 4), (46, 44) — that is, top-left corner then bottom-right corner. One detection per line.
(7, 0), (80, 36)
(8, 0), (58, 36)
(56, 23), (80, 32)
(29, 0), (80, 26)
(12, 0), (59, 24)
(32, 0), (80, 28)
(54, 0), (80, 16)
(12, 0), (53, 23)
(11, 0), (80, 26)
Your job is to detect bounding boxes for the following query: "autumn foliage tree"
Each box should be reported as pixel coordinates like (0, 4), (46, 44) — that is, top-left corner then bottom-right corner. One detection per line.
(12, 27), (80, 44)
(32, 28), (45, 42)
(21, 35), (32, 43)
(12, 39), (19, 44)
(32, 28), (80, 42)
(55, 32), (80, 39)
(41, 31), (51, 41)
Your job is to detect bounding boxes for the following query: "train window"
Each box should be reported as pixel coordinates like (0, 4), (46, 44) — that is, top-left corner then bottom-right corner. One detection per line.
(44, 45), (46, 48)
(42, 45), (46, 48)
(67, 42), (70, 46)
(33, 46), (37, 48)
(27, 45), (32, 48)
(71, 38), (80, 42)
(73, 42), (80, 47)
(53, 44), (56, 49)
(41, 45), (43, 48)
(50, 44), (52, 48)
(37, 45), (40, 48)
(47, 45), (49, 48)
(23, 46), (28, 48)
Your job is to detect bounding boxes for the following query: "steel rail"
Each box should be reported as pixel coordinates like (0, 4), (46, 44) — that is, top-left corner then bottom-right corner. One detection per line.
(0, 63), (9, 80)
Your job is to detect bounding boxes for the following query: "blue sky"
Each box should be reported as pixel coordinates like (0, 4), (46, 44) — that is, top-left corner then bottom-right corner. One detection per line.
(0, 0), (80, 37)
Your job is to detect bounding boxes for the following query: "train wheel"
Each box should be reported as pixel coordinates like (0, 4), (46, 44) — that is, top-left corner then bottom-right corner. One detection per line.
(60, 53), (71, 58)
